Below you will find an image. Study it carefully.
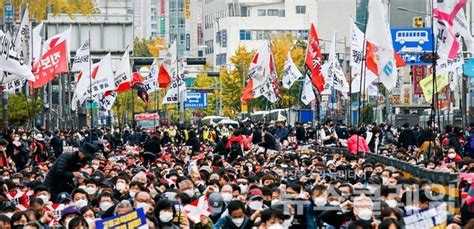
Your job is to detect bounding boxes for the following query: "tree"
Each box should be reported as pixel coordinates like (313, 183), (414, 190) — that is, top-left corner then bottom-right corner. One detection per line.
(147, 37), (166, 57)
(1, 93), (42, 127)
(2, 0), (96, 20)
(192, 71), (217, 116)
(133, 38), (152, 57)
(221, 45), (253, 118)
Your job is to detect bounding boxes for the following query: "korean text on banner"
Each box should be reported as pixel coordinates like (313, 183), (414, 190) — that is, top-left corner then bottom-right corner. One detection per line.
(419, 72), (449, 103)
(403, 203), (448, 229)
(95, 208), (147, 229)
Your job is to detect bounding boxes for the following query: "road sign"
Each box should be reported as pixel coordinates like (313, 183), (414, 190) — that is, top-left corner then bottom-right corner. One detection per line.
(391, 28), (433, 65)
(184, 92), (207, 109)
(413, 17), (424, 28)
(3, 3), (14, 25)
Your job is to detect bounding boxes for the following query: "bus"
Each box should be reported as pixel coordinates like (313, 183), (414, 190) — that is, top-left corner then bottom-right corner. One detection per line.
(134, 113), (160, 130)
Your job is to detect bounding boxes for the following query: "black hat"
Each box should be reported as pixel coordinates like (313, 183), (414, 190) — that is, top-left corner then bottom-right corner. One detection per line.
(79, 143), (97, 156)
(165, 169), (179, 178)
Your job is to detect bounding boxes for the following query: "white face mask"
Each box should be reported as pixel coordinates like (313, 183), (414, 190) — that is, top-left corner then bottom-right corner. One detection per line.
(313, 197), (326, 206)
(86, 187), (97, 195)
(74, 199), (88, 209)
(358, 208), (373, 221)
(268, 224), (284, 229)
(79, 185), (87, 191)
(22, 136), (27, 140)
(38, 195), (50, 205)
(129, 191), (137, 198)
(85, 217), (96, 228)
(385, 199), (398, 208)
(405, 205), (420, 213)
(116, 183), (126, 192)
(222, 193), (232, 203)
(92, 164), (99, 170)
(448, 153), (456, 159)
(159, 211), (174, 223)
(100, 202), (114, 211)
(14, 137), (20, 141)
(329, 201), (340, 206)
(231, 217), (245, 227)
(136, 202), (151, 213)
(248, 201), (263, 210)
(184, 189), (195, 198)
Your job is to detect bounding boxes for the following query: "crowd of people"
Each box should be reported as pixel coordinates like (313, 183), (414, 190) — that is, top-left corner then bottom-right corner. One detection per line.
(0, 119), (472, 229)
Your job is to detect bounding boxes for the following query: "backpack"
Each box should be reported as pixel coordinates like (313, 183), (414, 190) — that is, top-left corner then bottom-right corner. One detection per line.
(230, 141), (242, 157)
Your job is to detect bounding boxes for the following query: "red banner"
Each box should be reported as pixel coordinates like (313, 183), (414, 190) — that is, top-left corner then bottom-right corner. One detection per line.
(413, 65), (425, 95)
(31, 41), (68, 88)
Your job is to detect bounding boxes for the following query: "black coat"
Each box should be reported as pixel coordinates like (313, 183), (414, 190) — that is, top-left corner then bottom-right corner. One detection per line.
(144, 139), (161, 155)
(43, 152), (87, 198)
(259, 133), (276, 150)
(252, 129), (262, 144)
(50, 135), (63, 157)
(295, 126), (306, 142)
(399, 129), (418, 149)
(186, 137), (200, 153)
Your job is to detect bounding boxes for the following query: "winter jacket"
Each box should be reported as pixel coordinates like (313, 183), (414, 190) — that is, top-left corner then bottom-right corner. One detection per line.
(226, 136), (244, 149)
(43, 152), (87, 198)
(399, 129), (418, 149)
(347, 135), (370, 154)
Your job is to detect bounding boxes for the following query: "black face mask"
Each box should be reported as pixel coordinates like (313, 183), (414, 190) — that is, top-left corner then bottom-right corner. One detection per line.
(365, 171), (373, 178)
(264, 200), (272, 207)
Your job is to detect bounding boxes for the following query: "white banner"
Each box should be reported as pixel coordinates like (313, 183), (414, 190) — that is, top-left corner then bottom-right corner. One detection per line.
(144, 59), (158, 93)
(162, 67), (186, 104)
(86, 53), (115, 96)
(328, 32), (349, 97)
(301, 74), (316, 105)
(282, 51), (302, 89)
(32, 23), (43, 63)
(71, 39), (90, 73)
(350, 18), (364, 78)
(114, 48), (132, 89)
(100, 91), (117, 111)
(4, 79), (26, 92)
(14, 8), (31, 67)
(0, 31), (35, 82)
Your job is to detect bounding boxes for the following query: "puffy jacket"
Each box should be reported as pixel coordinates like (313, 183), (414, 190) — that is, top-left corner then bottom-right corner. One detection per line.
(347, 135), (370, 154)
(226, 136), (244, 149)
(43, 152), (87, 198)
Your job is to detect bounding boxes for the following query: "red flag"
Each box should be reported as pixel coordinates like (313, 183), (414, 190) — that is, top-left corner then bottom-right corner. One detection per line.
(117, 72), (143, 92)
(394, 52), (406, 67)
(31, 41), (68, 89)
(366, 41), (406, 76)
(158, 63), (171, 88)
(305, 23), (325, 93)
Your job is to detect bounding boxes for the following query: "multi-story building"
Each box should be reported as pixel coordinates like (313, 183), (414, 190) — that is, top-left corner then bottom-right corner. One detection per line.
(202, 0), (334, 67)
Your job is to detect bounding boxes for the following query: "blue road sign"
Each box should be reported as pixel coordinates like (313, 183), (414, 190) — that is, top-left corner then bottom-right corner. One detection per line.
(391, 28), (433, 65)
(3, 3), (14, 25)
(184, 92), (207, 109)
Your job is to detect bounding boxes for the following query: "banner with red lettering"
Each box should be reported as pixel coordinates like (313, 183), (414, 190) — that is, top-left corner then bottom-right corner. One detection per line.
(31, 41), (68, 88)
(413, 65), (425, 95)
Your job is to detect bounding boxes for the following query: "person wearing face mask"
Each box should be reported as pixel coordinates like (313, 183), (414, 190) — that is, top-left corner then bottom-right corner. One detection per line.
(84, 179), (99, 198)
(320, 119), (338, 147)
(97, 192), (115, 216)
(0, 139), (10, 170)
(113, 176), (131, 201)
(59, 206), (81, 229)
(154, 199), (182, 229)
(43, 143), (97, 200)
(80, 206), (97, 228)
(347, 195), (374, 228)
(133, 191), (154, 216)
(11, 134), (30, 171)
(71, 189), (90, 209)
(218, 200), (254, 229)
(444, 147), (462, 164)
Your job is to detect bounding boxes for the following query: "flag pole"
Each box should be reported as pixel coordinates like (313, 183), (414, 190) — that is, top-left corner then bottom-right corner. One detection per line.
(88, 30), (93, 130)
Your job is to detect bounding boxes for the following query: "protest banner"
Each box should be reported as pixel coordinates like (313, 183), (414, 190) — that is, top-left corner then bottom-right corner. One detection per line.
(419, 72), (449, 103)
(403, 203), (447, 229)
(95, 208), (147, 229)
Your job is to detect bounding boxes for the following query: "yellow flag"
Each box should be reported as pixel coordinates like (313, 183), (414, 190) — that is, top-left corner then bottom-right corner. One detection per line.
(419, 72), (449, 102)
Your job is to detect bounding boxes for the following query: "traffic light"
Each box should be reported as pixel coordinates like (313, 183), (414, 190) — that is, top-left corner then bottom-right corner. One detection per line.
(413, 17), (424, 28)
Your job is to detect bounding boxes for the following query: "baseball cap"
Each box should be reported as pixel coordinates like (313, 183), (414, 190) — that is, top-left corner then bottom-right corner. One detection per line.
(56, 192), (72, 203)
(208, 193), (224, 214)
(248, 189), (264, 200)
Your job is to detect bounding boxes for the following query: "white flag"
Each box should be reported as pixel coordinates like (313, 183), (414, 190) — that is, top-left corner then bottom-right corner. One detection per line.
(162, 64), (186, 104)
(100, 91), (117, 111)
(366, 0), (397, 90)
(328, 32), (349, 96)
(43, 26), (71, 57)
(0, 31), (35, 82)
(282, 51), (302, 89)
(159, 38), (178, 82)
(351, 70), (378, 94)
(71, 71), (91, 111)
(453, 9), (474, 54)
(263, 50), (279, 103)
(4, 79), (27, 92)
(71, 39), (90, 73)
(434, 0), (467, 60)
(350, 18), (364, 78)
(114, 47), (132, 89)
(144, 59), (159, 93)
(301, 75), (316, 105)
(32, 22), (43, 63)
(14, 8), (31, 67)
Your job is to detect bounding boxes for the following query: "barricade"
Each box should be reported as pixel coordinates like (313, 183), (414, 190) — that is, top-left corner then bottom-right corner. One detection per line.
(313, 146), (461, 213)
